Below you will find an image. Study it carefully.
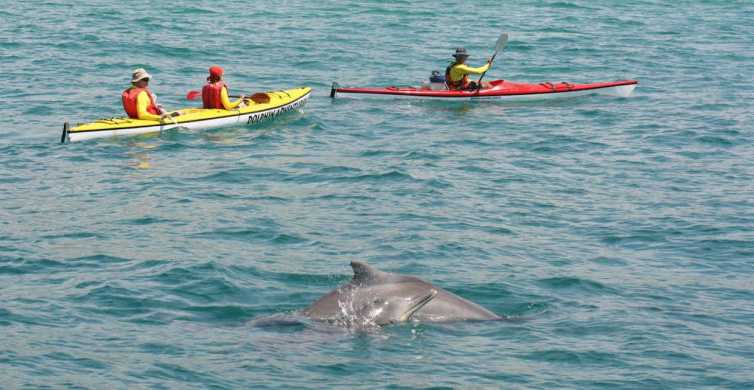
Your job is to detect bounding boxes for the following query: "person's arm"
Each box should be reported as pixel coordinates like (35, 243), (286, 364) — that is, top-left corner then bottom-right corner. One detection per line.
(453, 62), (491, 76)
(221, 86), (243, 110)
(136, 91), (162, 121)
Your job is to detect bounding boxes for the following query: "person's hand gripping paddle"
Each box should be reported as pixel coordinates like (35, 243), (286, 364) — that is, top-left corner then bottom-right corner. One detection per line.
(477, 33), (509, 92)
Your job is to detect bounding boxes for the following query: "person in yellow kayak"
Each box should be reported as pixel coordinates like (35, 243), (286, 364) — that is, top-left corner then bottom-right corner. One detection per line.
(201, 66), (249, 110)
(445, 48), (493, 90)
(121, 68), (178, 121)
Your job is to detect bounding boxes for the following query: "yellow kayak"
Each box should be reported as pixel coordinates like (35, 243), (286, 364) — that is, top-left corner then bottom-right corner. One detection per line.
(62, 87), (311, 143)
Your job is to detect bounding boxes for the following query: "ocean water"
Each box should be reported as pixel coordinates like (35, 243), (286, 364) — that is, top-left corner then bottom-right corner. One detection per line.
(2, 0), (754, 388)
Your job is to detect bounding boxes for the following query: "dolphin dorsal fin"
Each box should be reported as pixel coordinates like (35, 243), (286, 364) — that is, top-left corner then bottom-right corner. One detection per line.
(350, 261), (384, 285)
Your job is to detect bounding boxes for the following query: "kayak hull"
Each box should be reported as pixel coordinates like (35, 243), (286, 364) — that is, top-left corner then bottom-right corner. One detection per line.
(63, 87), (311, 143)
(331, 80), (637, 101)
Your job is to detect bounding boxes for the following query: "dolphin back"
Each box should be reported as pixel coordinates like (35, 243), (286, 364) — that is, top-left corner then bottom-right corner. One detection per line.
(351, 261), (501, 322)
(414, 287), (503, 322)
(303, 261), (502, 325)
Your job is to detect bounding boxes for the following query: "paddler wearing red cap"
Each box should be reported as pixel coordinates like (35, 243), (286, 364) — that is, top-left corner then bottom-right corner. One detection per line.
(201, 66), (249, 110)
(445, 48), (493, 90)
(122, 68), (178, 121)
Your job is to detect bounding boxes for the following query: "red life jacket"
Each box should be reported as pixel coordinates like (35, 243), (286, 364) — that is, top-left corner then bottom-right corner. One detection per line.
(122, 87), (159, 119)
(202, 81), (228, 109)
(445, 63), (469, 90)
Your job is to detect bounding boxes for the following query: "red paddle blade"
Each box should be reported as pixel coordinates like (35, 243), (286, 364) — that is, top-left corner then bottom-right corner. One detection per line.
(186, 90), (202, 100)
(250, 93), (270, 104)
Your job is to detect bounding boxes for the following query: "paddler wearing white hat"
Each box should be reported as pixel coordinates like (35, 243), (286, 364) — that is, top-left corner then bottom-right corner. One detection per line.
(121, 68), (179, 121)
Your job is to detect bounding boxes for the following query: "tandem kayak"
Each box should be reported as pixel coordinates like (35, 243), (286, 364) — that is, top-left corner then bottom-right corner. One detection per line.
(330, 79), (637, 101)
(62, 87), (311, 143)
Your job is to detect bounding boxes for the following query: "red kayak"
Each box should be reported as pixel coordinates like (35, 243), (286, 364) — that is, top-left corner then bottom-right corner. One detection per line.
(330, 79), (637, 101)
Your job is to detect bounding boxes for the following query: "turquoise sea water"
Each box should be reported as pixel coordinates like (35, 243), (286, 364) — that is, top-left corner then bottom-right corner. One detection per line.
(2, 0), (754, 388)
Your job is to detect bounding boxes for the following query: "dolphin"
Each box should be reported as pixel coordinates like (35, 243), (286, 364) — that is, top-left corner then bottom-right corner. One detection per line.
(302, 261), (502, 326)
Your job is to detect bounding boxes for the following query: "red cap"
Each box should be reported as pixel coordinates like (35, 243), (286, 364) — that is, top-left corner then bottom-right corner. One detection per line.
(209, 66), (224, 78)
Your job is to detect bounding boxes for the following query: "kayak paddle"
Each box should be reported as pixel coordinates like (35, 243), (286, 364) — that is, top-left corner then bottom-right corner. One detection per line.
(185, 90), (203, 100)
(477, 32), (509, 90)
(185, 90), (271, 103)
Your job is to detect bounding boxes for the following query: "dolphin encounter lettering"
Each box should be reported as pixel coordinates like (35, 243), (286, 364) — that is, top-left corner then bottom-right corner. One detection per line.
(246, 98), (305, 125)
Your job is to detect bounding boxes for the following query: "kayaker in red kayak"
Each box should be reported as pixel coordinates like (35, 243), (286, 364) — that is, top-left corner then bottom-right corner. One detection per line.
(122, 68), (177, 121)
(201, 66), (249, 110)
(445, 48), (492, 90)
